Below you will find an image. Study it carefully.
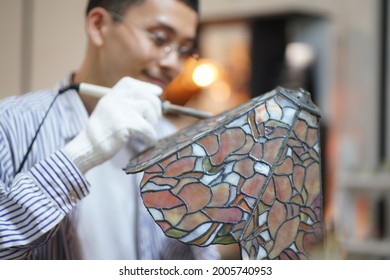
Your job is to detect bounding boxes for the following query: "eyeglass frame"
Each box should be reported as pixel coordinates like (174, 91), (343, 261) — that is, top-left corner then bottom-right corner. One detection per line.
(108, 11), (199, 61)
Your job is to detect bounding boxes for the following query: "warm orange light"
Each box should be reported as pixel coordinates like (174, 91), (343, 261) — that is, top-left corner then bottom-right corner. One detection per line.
(192, 61), (219, 87)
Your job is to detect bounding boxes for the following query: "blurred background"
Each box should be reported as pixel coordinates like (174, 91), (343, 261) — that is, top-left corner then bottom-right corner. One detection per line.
(0, 0), (389, 259)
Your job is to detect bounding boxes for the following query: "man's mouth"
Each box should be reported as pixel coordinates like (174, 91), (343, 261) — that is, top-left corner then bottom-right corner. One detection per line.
(141, 71), (171, 88)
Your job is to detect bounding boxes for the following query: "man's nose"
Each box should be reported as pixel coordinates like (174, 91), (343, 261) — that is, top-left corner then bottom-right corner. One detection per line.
(158, 51), (183, 76)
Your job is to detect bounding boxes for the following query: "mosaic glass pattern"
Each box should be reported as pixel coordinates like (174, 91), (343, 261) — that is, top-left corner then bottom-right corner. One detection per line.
(126, 87), (323, 260)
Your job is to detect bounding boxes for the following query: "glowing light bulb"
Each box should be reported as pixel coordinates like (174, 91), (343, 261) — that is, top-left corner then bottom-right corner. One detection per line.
(285, 42), (315, 69)
(192, 61), (219, 87)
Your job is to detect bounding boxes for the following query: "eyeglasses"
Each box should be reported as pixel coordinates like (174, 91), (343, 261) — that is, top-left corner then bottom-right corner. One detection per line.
(109, 11), (198, 61)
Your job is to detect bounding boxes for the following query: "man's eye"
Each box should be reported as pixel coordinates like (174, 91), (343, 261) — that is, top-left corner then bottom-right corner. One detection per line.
(151, 31), (169, 46)
(178, 46), (193, 56)
(178, 46), (192, 57)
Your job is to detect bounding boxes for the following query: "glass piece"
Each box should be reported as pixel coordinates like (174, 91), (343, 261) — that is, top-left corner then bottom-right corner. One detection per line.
(231, 220), (247, 239)
(179, 222), (214, 243)
(268, 216), (300, 259)
(157, 221), (171, 232)
(242, 124), (252, 134)
(309, 148), (320, 162)
(150, 177), (178, 188)
(202, 157), (213, 172)
(300, 152), (311, 161)
(204, 207), (244, 223)
(165, 228), (189, 238)
(218, 224), (234, 235)
(141, 182), (172, 192)
(236, 135), (255, 155)
(198, 134), (219, 156)
(274, 156), (294, 175)
(228, 186), (237, 205)
(286, 203), (300, 219)
(266, 99), (283, 120)
(271, 127), (289, 138)
(281, 107), (297, 126)
(142, 190), (183, 209)
(230, 194), (246, 209)
(140, 172), (159, 186)
(162, 205), (187, 226)
(241, 174), (267, 199)
(242, 215), (255, 239)
(203, 162), (224, 175)
(294, 119), (308, 142)
(210, 128), (246, 166)
(268, 200), (287, 239)
(249, 110), (261, 139)
(255, 103), (269, 123)
(259, 230), (271, 242)
(149, 208), (164, 221)
(293, 165), (305, 192)
(291, 194), (304, 205)
(165, 157), (196, 177)
(303, 158), (315, 168)
(177, 212), (211, 231)
(194, 157), (204, 172)
(262, 138), (285, 164)
(200, 170), (222, 185)
(264, 241), (274, 255)
(304, 162), (321, 205)
(261, 179), (276, 206)
(233, 158), (255, 178)
(179, 145), (192, 158)
(214, 235), (236, 244)
(295, 231), (305, 254)
(178, 182), (212, 213)
(171, 177), (198, 195)
(196, 224), (224, 246)
(191, 143), (207, 156)
(250, 142), (263, 160)
(147, 164), (163, 173)
(313, 143), (320, 154)
(238, 199), (252, 212)
(254, 162), (270, 176)
(306, 127), (319, 147)
(209, 183), (231, 207)
(290, 243), (299, 253)
(280, 249), (299, 260)
(274, 175), (292, 202)
(255, 244), (268, 260)
(159, 153), (178, 169)
(225, 172), (240, 186)
(257, 122), (265, 138)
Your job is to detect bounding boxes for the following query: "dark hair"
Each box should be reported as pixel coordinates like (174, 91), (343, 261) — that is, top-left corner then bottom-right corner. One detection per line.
(86, 0), (199, 16)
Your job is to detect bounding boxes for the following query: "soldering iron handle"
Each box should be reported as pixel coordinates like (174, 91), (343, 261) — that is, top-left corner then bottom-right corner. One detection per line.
(76, 82), (212, 119)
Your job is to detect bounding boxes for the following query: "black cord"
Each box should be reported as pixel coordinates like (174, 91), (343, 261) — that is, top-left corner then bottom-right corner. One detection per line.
(15, 84), (79, 174)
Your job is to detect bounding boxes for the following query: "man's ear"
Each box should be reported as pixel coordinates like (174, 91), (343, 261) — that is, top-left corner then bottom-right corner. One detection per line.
(86, 7), (110, 47)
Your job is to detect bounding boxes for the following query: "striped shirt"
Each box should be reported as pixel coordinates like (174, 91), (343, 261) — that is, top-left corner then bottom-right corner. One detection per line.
(0, 78), (219, 260)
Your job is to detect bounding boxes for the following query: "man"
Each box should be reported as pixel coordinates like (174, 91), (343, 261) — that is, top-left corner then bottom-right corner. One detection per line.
(0, 0), (219, 259)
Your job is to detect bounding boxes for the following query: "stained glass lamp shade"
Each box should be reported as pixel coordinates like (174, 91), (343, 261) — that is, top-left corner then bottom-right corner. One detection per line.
(125, 87), (323, 260)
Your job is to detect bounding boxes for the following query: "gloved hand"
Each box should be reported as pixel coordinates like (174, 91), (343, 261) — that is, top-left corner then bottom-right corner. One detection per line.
(63, 76), (162, 174)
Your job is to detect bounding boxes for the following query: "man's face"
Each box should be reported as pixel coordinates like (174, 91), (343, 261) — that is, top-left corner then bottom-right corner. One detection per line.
(100, 0), (198, 88)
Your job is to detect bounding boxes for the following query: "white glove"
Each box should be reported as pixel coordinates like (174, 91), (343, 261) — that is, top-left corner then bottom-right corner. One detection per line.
(63, 76), (162, 174)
